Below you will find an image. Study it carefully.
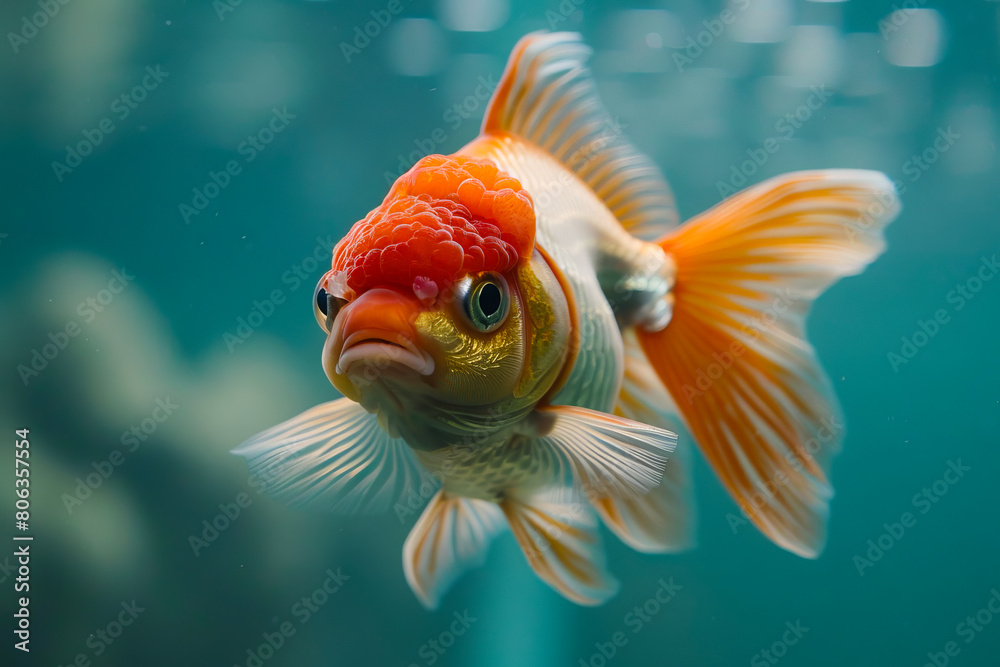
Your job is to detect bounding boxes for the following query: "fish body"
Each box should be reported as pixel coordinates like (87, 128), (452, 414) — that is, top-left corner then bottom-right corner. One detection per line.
(234, 32), (900, 608)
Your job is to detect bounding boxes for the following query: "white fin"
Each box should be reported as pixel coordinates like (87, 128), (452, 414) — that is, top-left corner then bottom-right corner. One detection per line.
(403, 491), (506, 609)
(501, 493), (618, 605)
(603, 329), (695, 553)
(525, 405), (676, 501)
(616, 328), (686, 435)
(637, 169), (900, 557)
(232, 398), (422, 514)
(483, 31), (678, 239)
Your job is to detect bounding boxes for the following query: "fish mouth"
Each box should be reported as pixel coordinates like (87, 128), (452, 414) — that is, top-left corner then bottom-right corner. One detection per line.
(336, 328), (435, 377)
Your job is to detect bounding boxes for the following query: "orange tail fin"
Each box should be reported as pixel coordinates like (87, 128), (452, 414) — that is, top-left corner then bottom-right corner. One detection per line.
(636, 170), (899, 557)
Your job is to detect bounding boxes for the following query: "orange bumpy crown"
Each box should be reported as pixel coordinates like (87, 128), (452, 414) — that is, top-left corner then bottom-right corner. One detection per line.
(330, 155), (535, 298)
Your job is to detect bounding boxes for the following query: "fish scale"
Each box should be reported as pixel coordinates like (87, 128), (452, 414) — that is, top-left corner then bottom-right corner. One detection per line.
(416, 435), (554, 500)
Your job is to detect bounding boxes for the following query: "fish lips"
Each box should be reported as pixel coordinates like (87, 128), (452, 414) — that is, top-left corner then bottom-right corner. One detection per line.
(336, 331), (435, 377)
(324, 288), (436, 391)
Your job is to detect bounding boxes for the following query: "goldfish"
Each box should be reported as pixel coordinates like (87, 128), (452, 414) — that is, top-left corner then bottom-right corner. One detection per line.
(234, 31), (900, 608)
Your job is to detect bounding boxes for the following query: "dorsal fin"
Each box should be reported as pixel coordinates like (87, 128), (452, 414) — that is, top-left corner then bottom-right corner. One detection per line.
(482, 31), (679, 239)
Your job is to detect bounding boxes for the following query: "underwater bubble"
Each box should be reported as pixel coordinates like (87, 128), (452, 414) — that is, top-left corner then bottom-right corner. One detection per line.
(603, 10), (685, 73)
(613, 9), (685, 49)
(779, 25), (844, 88)
(882, 9), (947, 68)
(439, 53), (505, 136)
(437, 0), (509, 32)
(753, 75), (822, 122)
(730, 0), (792, 44)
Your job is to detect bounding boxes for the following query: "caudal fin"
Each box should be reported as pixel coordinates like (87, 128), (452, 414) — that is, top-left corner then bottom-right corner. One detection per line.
(636, 170), (900, 557)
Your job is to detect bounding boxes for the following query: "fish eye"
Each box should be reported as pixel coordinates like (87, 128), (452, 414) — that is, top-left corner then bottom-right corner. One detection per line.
(463, 273), (510, 333)
(314, 281), (345, 334)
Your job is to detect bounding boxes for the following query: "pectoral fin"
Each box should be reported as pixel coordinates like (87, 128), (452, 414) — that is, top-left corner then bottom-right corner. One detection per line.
(523, 404), (676, 500)
(487, 405), (675, 604)
(231, 398), (422, 514)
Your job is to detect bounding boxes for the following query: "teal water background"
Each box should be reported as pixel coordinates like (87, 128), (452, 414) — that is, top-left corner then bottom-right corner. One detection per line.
(1, 1), (998, 666)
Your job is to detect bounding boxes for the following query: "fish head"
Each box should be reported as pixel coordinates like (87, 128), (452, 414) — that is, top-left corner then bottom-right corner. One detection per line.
(313, 155), (572, 439)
